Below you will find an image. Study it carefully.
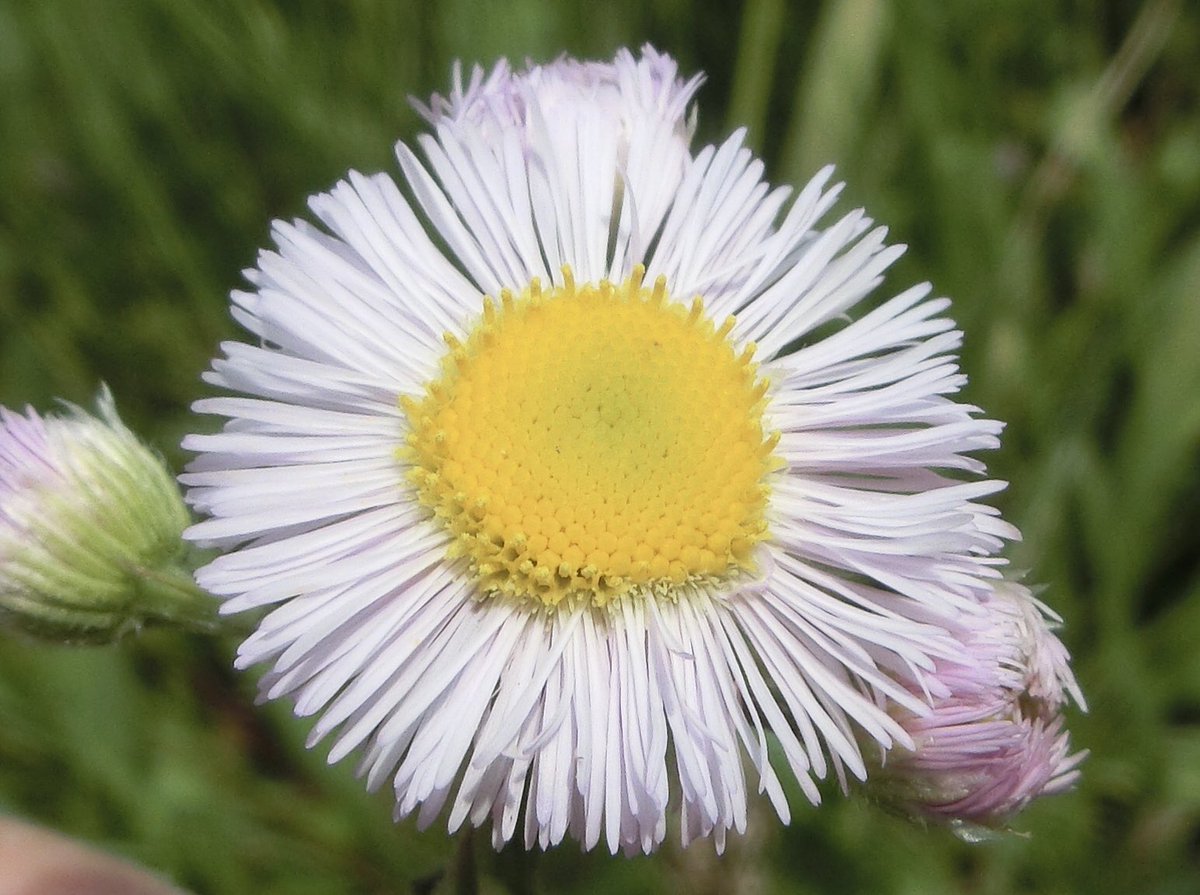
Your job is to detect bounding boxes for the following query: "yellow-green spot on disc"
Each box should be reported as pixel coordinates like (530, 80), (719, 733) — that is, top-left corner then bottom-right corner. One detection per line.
(401, 266), (778, 608)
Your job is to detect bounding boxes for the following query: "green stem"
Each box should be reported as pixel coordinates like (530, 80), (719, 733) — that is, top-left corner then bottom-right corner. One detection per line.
(128, 560), (224, 635)
(454, 827), (478, 895)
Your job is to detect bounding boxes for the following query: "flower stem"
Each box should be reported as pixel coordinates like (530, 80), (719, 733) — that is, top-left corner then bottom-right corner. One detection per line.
(127, 560), (222, 635)
(454, 827), (477, 895)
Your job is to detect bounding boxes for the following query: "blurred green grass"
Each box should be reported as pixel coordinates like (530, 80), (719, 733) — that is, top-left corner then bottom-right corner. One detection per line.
(1, 0), (1198, 892)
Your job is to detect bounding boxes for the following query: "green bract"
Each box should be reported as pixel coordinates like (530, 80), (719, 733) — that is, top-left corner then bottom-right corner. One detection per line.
(0, 388), (213, 643)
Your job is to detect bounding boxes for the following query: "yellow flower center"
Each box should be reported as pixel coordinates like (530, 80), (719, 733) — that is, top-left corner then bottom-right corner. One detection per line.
(402, 267), (777, 608)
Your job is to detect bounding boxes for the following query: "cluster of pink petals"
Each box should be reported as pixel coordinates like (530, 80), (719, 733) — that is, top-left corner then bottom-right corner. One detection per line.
(0, 407), (55, 515)
(885, 582), (1086, 827)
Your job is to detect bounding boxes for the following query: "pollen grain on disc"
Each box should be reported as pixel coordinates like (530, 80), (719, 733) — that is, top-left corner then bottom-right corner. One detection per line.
(402, 267), (778, 608)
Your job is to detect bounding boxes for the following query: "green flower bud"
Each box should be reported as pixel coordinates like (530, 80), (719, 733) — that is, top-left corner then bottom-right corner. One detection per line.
(0, 388), (215, 643)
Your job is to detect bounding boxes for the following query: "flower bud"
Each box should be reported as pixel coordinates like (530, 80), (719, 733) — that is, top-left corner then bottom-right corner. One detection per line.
(875, 582), (1086, 833)
(0, 389), (214, 643)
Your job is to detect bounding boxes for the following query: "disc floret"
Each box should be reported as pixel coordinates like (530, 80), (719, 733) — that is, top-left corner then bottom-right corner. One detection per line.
(402, 267), (778, 607)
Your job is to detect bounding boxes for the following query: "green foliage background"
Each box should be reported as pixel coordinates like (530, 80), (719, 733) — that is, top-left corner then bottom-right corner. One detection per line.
(1, 0), (1198, 892)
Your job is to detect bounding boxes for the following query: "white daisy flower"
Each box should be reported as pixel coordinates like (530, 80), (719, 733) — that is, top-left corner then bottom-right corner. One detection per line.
(183, 46), (1023, 854)
(877, 581), (1086, 831)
